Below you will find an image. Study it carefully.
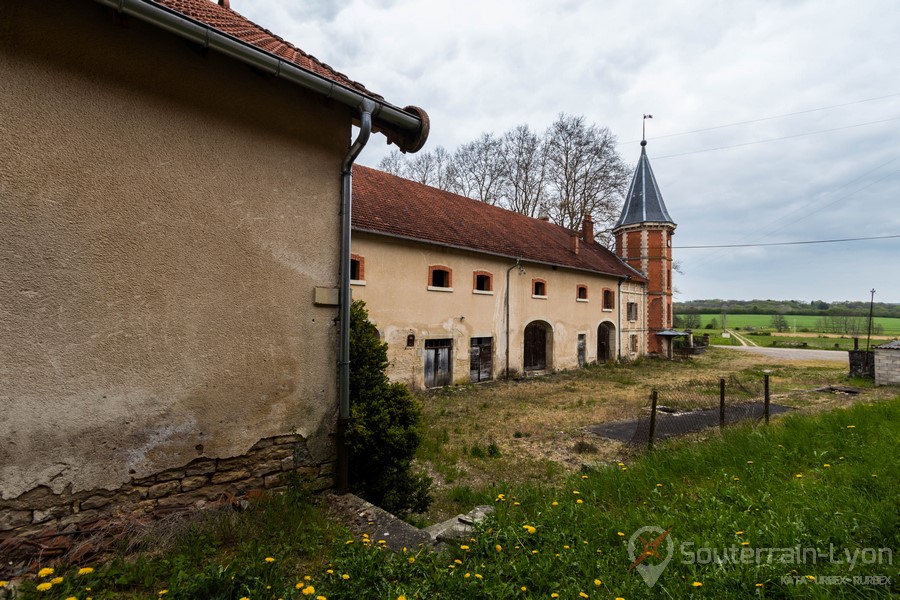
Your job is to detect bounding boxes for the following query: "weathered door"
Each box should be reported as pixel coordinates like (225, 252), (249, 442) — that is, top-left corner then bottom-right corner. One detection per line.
(424, 339), (452, 388)
(577, 334), (586, 367)
(524, 322), (547, 371)
(469, 337), (493, 383)
(598, 323), (611, 362)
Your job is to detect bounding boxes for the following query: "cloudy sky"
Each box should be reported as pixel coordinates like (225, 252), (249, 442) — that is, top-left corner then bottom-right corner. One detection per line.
(239, 0), (900, 304)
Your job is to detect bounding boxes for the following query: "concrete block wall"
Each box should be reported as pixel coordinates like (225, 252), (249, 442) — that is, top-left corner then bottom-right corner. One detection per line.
(874, 350), (900, 386)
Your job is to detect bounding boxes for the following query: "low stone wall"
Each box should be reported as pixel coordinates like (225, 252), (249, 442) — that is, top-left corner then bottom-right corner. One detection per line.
(0, 434), (332, 570)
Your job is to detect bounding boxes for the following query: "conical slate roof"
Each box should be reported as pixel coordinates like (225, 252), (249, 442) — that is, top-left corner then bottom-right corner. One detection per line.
(614, 141), (674, 229)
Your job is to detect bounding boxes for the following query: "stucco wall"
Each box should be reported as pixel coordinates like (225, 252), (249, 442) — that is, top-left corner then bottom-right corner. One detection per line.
(0, 1), (347, 501)
(351, 233), (645, 389)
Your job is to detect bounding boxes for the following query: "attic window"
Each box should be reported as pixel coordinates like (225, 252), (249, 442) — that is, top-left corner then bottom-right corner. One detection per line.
(576, 285), (588, 301)
(428, 265), (453, 291)
(602, 288), (615, 310)
(532, 279), (547, 298)
(473, 271), (493, 293)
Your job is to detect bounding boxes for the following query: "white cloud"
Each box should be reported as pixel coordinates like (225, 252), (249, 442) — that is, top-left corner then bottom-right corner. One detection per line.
(236, 0), (900, 302)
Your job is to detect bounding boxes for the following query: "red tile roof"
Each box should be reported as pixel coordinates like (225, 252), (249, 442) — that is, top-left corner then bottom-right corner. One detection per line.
(353, 166), (646, 281)
(153, 0), (381, 99)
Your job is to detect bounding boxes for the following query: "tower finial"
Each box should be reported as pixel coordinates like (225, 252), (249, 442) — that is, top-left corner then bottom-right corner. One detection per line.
(642, 114), (653, 146)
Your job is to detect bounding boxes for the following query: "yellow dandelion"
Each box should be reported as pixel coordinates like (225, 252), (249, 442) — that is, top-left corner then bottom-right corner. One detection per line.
(531, 550), (539, 554)
(464, 573), (471, 579)
(0, 581), (8, 588)
(408, 557), (415, 564)
(495, 544), (502, 552)
(733, 476), (740, 481)
(594, 579), (602, 586)
(265, 557), (276, 563)
(475, 574), (483, 580)
(692, 581), (703, 587)
(454, 559), (462, 565)
(747, 460), (754, 464)
(36, 583), (53, 592)
(580, 593), (589, 598)
(301, 585), (316, 596)
(158, 591), (168, 597)
(342, 574), (350, 580)
(65, 597), (78, 600)
(38, 568), (55, 578)
(656, 483), (663, 487)
(577, 499), (584, 504)
(77, 567), (95, 576)
(805, 575), (816, 581)
(317, 596), (327, 600)
(304, 575), (312, 581)
(872, 473), (878, 478)
(824, 464), (831, 468)
(551, 594), (559, 598)
(513, 501), (521, 506)
(551, 501), (559, 507)
(735, 531), (744, 535)
(795, 474), (803, 478)
(521, 586), (528, 591)
(398, 596), (407, 600)
(523, 525), (536, 534)
(617, 462), (624, 466)
(460, 544), (470, 551)
(239, 597), (249, 600)
(741, 542), (750, 547)
(755, 583), (764, 587)
(847, 425), (856, 429)
(617, 531), (625, 537)
(582, 475), (588, 479)
(621, 467), (628, 471)
(326, 569), (334, 574)
(573, 490), (580, 495)
(50, 577), (63, 585)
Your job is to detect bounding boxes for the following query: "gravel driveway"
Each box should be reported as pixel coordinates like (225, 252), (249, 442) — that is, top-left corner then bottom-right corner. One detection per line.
(712, 345), (848, 363)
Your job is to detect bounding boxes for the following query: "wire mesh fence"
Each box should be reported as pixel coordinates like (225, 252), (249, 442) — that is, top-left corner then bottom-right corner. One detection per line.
(631, 374), (781, 447)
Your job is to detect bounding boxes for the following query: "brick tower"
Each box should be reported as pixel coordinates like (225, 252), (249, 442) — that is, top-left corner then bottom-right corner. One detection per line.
(613, 139), (676, 356)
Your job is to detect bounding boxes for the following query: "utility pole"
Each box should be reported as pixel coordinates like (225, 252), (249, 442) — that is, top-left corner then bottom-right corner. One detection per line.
(866, 288), (876, 353)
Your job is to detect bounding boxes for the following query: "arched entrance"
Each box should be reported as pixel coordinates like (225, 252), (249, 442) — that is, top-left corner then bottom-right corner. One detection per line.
(524, 321), (553, 371)
(597, 322), (616, 362)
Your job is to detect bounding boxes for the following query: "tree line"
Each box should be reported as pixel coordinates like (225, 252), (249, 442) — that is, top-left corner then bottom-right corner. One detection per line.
(675, 299), (900, 319)
(379, 113), (631, 246)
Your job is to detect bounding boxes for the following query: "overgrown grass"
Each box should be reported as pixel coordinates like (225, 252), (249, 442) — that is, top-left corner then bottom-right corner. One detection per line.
(7, 397), (898, 599)
(692, 314), (900, 335)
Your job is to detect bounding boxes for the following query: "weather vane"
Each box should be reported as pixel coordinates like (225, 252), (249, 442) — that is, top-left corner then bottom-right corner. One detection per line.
(642, 114), (653, 142)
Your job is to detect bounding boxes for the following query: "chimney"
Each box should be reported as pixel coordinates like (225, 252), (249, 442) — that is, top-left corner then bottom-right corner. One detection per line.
(570, 232), (580, 254)
(219, 0), (230, 8)
(581, 213), (594, 244)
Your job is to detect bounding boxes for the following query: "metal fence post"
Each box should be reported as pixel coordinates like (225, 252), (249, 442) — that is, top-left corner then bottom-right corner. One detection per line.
(764, 373), (770, 425)
(648, 389), (658, 449)
(719, 377), (726, 429)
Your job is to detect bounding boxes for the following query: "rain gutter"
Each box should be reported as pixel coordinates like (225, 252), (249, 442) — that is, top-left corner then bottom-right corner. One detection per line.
(96, 0), (429, 152)
(505, 259), (521, 378)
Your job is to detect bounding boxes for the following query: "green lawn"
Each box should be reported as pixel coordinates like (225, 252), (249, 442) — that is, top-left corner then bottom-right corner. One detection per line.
(690, 314), (900, 336)
(9, 396), (899, 599)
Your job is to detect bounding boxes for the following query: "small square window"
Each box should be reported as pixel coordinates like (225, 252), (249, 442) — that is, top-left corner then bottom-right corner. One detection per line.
(577, 285), (588, 300)
(532, 279), (547, 297)
(474, 271), (493, 292)
(350, 254), (365, 282)
(429, 265), (452, 289)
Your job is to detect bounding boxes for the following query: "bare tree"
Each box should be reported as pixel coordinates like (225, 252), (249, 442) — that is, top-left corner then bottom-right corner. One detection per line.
(498, 124), (546, 217)
(378, 150), (407, 177)
(543, 114), (629, 238)
(448, 133), (505, 205)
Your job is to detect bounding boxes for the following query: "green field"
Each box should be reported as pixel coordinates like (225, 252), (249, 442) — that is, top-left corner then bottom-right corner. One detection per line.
(691, 314), (900, 336)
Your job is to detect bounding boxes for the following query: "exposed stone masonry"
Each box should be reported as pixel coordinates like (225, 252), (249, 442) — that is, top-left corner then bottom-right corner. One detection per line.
(0, 435), (332, 570)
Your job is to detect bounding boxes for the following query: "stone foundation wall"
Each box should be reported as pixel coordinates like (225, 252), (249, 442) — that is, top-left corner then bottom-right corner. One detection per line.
(0, 435), (331, 569)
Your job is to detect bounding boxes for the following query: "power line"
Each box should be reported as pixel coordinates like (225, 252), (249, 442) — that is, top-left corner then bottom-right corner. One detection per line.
(675, 234), (900, 249)
(621, 92), (900, 144)
(653, 116), (900, 159)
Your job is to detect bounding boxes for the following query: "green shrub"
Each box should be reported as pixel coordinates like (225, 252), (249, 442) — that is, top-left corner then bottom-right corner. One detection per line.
(347, 300), (432, 516)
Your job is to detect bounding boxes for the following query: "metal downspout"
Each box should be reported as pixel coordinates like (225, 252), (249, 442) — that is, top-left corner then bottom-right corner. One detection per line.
(505, 259), (521, 378)
(617, 279), (623, 360)
(337, 99), (375, 494)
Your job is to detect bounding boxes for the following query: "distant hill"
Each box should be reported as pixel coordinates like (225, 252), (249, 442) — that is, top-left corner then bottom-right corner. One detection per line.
(674, 299), (900, 319)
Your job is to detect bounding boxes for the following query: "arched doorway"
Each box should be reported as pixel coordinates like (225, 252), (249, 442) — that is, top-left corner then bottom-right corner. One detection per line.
(597, 322), (616, 362)
(524, 321), (553, 371)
